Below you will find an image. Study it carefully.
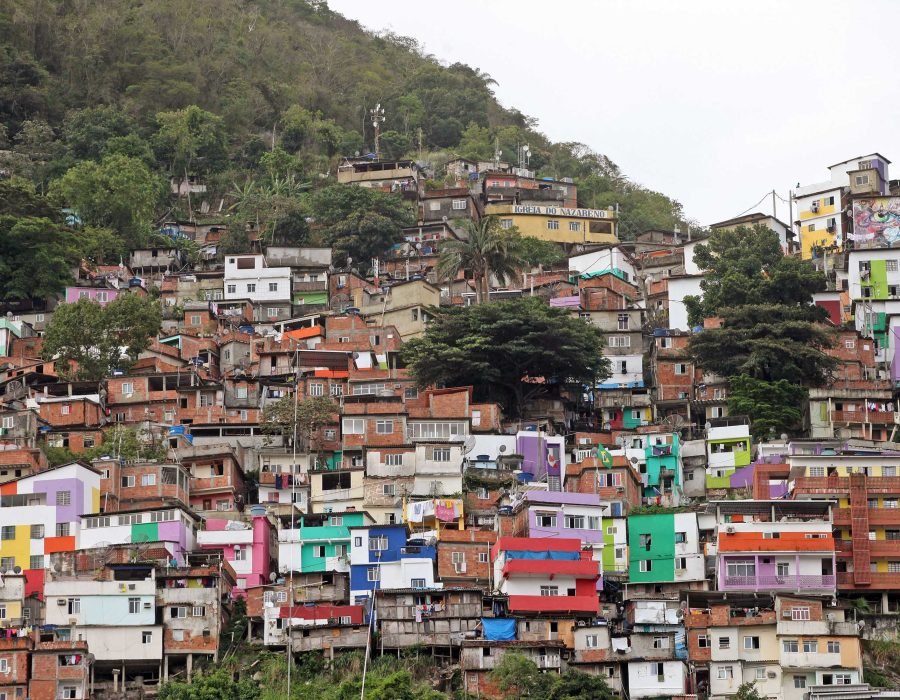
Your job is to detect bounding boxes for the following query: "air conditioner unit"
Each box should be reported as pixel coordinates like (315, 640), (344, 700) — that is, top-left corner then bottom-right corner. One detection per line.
(768, 672), (777, 679)
(579, 438), (592, 446)
(782, 610), (792, 618)
(56, 599), (67, 606)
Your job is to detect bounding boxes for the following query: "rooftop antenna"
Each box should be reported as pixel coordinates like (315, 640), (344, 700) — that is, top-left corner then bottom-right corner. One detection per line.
(370, 104), (386, 159)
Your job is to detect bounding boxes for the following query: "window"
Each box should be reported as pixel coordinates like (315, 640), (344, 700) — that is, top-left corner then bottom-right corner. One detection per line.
(309, 383), (324, 397)
(586, 516), (601, 530)
(823, 674), (853, 685)
(674, 363), (687, 375)
(639, 560), (653, 572)
(452, 199), (467, 210)
(794, 676), (807, 689)
(885, 499), (898, 509)
(809, 466), (826, 477)
(565, 515), (585, 529)
(718, 666), (733, 680)
(56, 490), (71, 506)
(330, 384), (344, 397)
(431, 447), (451, 462)
(888, 561), (900, 573)
(67, 598), (80, 615)
(697, 635), (710, 648)
(342, 418), (365, 435)
(268, 282), (279, 292)
(726, 560), (756, 577)
(744, 636), (760, 650)
(375, 420), (393, 434)
(227, 284), (236, 294)
(0, 660), (7, 673)
(128, 597), (141, 614)
(802, 640), (818, 653)
(546, 220), (560, 230)
(856, 174), (870, 186)
(827, 641), (841, 653)
(56, 523), (70, 537)
(536, 511), (557, 528)
(192, 606), (206, 617)
(675, 557), (687, 570)
(384, 453), (403, 467)
(121, 475), (135, 488)
(790, 607), (810, 621)
(142, 631), (152, 644)
(569, 221), (581, 232)
(777, 563), (790, 577)
(585, 634), (599, 648)
(479, 552), (489, 563)
(783, 640), (799, 653)
(719, 637), (730, 649)
(30, 555), (44, 570)
(170, 606), (187, 619)
(539, 585), (559, 596)
(756, 668), (767, 681)
(62, 688), (77, 700)
(500, 219), (513, 230)
(809, 223), (816, 232)
(0, 526), (13, 541)
(608, 335), (631, 348)
(411, 578), (427, 588)
(369, 536), (388, 551)
(367, 567), (380, 582)
(654, 662), (665, 681)
(246, 283), (256, 293)
(234, 547), (246, 561)
(313, 545), (326, 558)
(653, 636), (669, 649)
(674, 532), (686, 544)
(141, 473), (156, 487)
(354, 537), (363, 547)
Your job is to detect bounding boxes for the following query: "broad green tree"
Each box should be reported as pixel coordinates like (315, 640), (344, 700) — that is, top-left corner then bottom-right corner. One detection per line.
(42, 293), (162, 380)
(0, 216), (76, 302)
(401, 297), (610, 416)
(261, 395), (337, 455)
(50, 154), (164, 244)
(727, 375), (807, 439)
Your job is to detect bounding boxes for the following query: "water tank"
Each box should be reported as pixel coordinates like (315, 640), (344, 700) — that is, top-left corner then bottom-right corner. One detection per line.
(128, 278), (143, 287)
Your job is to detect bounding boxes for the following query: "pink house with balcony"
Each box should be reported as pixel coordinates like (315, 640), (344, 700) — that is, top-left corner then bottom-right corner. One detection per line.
(196, 509), (273, 596)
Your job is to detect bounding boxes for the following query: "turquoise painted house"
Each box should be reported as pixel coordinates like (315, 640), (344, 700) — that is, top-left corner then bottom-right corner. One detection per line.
(276, 511), (374, 574)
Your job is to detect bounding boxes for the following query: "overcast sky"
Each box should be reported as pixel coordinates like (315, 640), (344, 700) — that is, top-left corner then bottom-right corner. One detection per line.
(328, 0), (900, 226)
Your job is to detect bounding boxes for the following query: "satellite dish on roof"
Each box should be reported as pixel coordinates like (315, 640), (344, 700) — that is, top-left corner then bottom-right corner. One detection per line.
(463, 436), (476, 455)
(629, 457), (639, 465)
(12, 566), (21, 574)
(498, 444), (507, 454)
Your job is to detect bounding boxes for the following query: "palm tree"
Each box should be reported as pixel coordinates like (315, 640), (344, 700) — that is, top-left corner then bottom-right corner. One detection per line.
(438, 217), (525, 304)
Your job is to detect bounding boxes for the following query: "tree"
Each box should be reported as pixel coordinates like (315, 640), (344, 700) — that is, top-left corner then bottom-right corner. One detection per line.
(50, 154), (164, 244)
(153, 105), (227, 176)
(727, 375), (807, 439)
(549, 671), (617, 700)
(401, 297), (610, 416)
(159, 668), (258, 700)
(42, 293), (162, 380)
(261, 396), (337, 455)
(61, 105), (136, 162)
(378, 130), (411, 160)
(517, 236), (565, 269)
(686, 226), (834, 386)
(437, 217), (526, 304)
(0, 216), (77, 302)
(489, 652), (555, 700)
(735, 682), (765, 700)
(309, 185), (414, 269)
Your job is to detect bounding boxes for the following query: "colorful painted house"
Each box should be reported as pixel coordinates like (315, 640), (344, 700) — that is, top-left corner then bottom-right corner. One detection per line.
(492, 537), (600, 615)
(276, 510), (373, 575)
(79, 504), (200, 565)
(348, 524), (437, 604)
(627, 512), (705, 584)
(706, 422), (752, 490)
(0, 462), (101, 597)
(643, 433), (682, 505)
(196, 511), (272, 594)
(712, 500), (836, 595)
(603, 516), (628, 577)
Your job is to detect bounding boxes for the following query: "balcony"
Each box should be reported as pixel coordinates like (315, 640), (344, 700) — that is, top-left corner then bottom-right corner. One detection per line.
(834, 509), (900, 526)
(721, 574), (836, 592)
(292, 280), (328, 292)
(837, 571), (900, 590)
(507, 595), (599, 614)
(780, 650), (842, 669)
(502, 559), (599, 579)
(224, 390), (260, 408)
(830, 410), (898, 424)
(835, 540), (900, 557)
(793, 476), (900, 496)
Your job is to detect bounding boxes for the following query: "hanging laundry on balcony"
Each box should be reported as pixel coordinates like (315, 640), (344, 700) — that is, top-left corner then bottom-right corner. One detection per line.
(651, 444), (672, 456)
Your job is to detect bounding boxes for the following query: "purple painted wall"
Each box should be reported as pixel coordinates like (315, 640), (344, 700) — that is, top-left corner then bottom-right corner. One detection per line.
(32, 477), (84, 524)
(717, 554), (836, 593)
(892, 327), (900, 381)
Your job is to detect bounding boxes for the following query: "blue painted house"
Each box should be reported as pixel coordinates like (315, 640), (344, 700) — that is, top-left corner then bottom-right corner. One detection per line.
(348, 524), (437, 605)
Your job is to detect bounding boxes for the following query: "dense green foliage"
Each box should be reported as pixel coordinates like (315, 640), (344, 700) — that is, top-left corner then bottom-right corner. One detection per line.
(0, 0), (694, 304)
(42, 293), (162, 380)
(44, 425), (167, 467)
(687, 225), (834, 435)
(260, 395), (338, 450)
(490, 652), (617, 700)
(401, 297), (611, 415)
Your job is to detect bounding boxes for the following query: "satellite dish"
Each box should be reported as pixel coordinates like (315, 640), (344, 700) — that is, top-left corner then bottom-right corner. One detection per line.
(498, 444), (507, 454)
(463, 436), (476, 455)
(269, 571), (277, 582)
(705, 422), (713, 431)
(12, 566), (21, 574)
(629, 457), (639, 465)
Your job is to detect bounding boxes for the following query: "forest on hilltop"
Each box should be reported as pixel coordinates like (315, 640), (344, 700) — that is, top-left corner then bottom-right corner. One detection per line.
(0, 0), (696, 299)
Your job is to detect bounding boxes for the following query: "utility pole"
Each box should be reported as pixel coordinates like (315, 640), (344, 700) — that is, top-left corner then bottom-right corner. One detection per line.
(772, 189), (777, 219)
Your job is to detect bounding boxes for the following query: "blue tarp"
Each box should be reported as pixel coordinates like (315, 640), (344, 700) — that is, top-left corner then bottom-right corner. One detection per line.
(482, 618), (516, 641)
(505, 551), (581, 561)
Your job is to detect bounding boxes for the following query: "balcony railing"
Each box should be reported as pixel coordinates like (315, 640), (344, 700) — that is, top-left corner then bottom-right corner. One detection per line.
(722, 574), (835, 591)
(830, 410), (898, 424)
(837, 571), (900, 590)
(793, 476), (900, 495)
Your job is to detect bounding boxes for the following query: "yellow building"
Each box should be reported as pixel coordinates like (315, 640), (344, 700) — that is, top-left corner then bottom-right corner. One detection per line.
(485, 204), (617, 245)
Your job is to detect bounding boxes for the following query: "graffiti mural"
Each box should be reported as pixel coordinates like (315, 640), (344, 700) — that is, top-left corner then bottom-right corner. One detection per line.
(852, 197), (900, 245)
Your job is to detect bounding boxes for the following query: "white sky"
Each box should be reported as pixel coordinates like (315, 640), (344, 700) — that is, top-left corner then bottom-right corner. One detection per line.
(328, 0), (900, 226)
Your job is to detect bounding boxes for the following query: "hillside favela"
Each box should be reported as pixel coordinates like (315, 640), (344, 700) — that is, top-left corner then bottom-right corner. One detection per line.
(0, 1), (899, 699)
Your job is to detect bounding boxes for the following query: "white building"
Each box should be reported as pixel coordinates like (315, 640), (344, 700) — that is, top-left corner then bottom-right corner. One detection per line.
(223, 254), (291, 303)
(667, 276), (704, 331)
(627, 660), (687, 699)
(569, 247), (637, 283)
